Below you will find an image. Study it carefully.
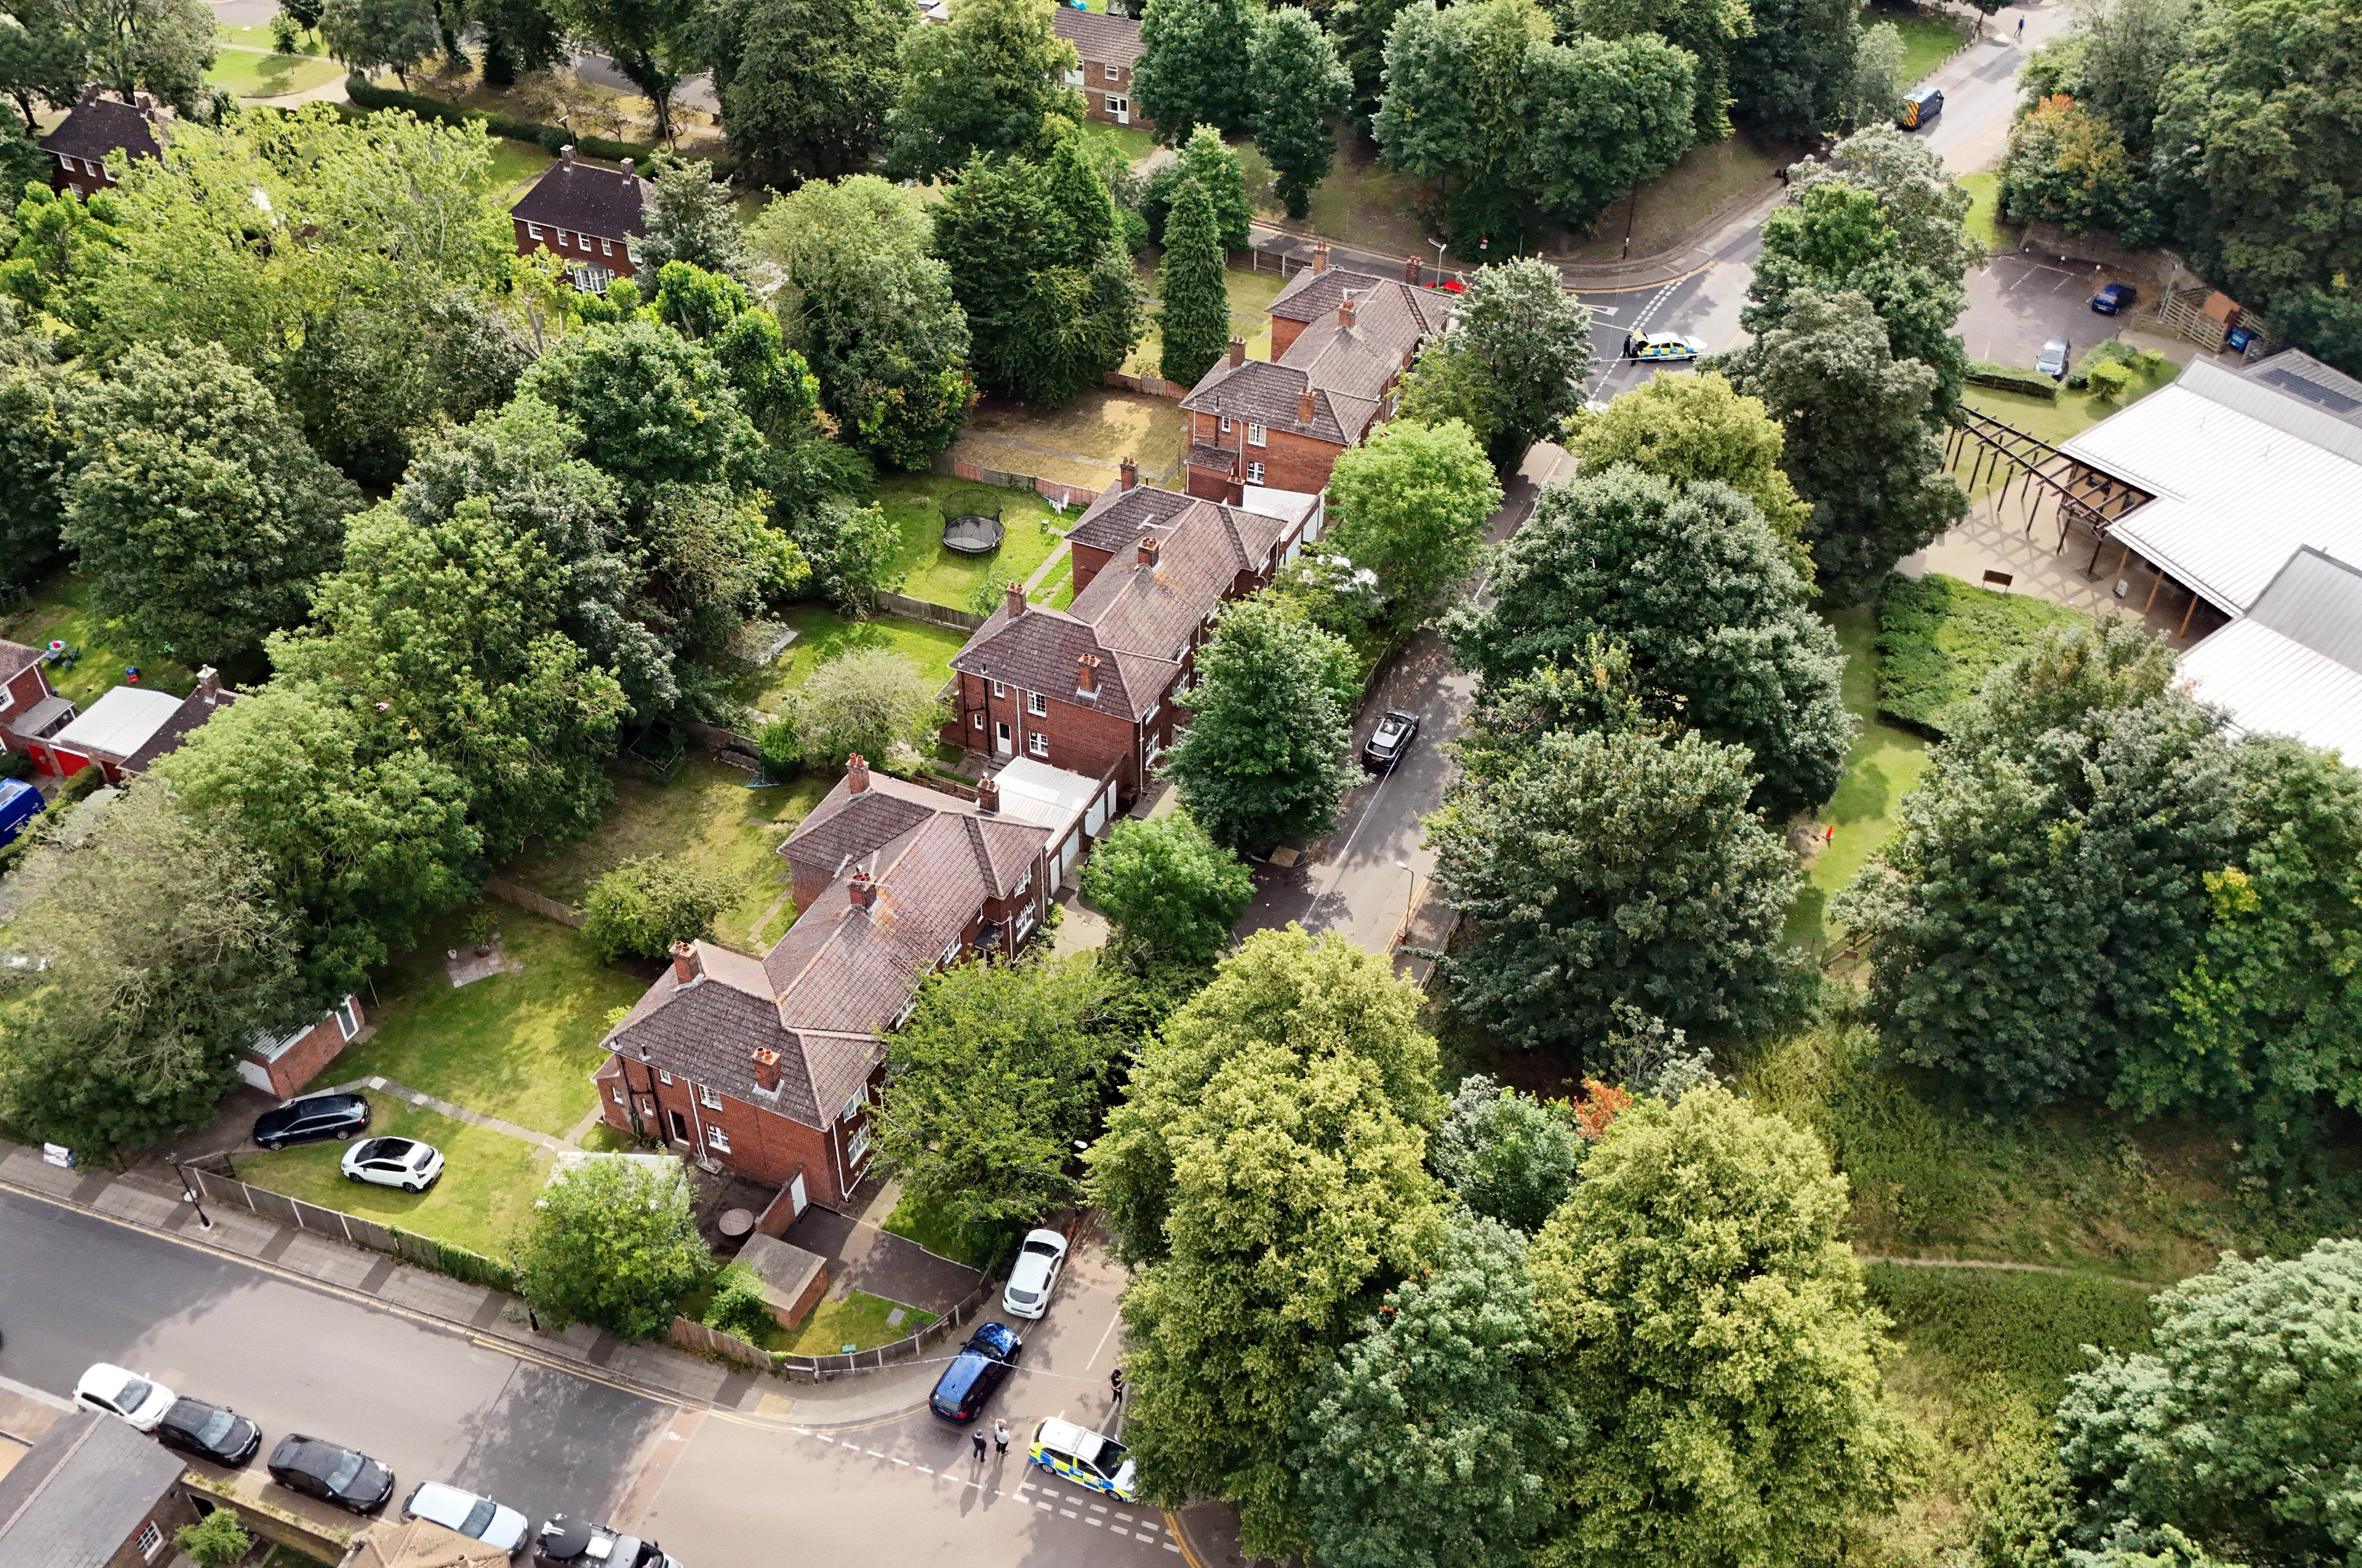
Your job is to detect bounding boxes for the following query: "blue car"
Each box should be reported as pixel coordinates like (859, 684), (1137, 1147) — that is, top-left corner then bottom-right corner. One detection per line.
(928, 1322), (1022, 1423)
(2091, 282), (2139, 315)
(0, 778), (41, 848)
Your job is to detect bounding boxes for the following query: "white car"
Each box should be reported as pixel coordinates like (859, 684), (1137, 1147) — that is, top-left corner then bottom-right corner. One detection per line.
(1626, 330), (1711, 362)
(1001, 1229), (1070, 1320)
(341, 1136), (445, 1192)
(74, 1363), (177, 1431)
(405, 1480), (529, 1555)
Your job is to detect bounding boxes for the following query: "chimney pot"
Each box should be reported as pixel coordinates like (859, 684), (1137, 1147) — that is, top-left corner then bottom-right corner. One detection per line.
(977, 776), (1001, 812)
(1138, 534), (1161, 568)
(846, 753), (870, 793)
(850, 869), (878, 910)
(560, 145), (576, 163)
(1227, 337), (1245, 368)
(195, 666), (221, 706)
(1404, 255), (1423, 284)
(1077, 652), (1100, 695)
(1004, 580), (1026, 620)
(669, 940), (701, 984)
(1339, 292), (1356, 328)
(621, 157), (635, 177)
(1313, 241), (1329, 274)
(1119, 457), (1138, 492)
(1297, 388), (1316, 424)
(751, 1047), (781, 1092)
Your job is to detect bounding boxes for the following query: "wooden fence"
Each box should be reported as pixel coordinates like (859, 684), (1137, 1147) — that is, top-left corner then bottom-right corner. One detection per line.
(669, 1316), (771, 1372)
(481, 876), (582, 928)
(874, 591), (986, 633)
(929, 454), (1101, 512)
(1103, 369), (1188, 399)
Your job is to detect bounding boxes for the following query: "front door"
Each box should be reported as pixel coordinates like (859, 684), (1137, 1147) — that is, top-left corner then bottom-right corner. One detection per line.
(667, 1108), (691, 1145)
(1108, 96), (1129, 124)
(995, 720), (1013, 756)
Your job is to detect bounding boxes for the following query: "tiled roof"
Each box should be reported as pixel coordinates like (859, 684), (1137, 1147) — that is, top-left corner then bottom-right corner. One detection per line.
(1270, 265), (1388, 323)
(122, 684), (239, 773)
(511, 157), (652, 240)
(1185, 443), (1238, 472)
(953, 603), (1162, 720)
(37, 94), (163, 165)
(1067, 485), (1195, 555)
(1180, 361), (1350, 445)
(606, 956), (815, 1120)
(1051, 7), (1146, 66)
(1186, 272), (1448, 446)
(0, 1409), (185, 1568)
(0, 640), (39, 686)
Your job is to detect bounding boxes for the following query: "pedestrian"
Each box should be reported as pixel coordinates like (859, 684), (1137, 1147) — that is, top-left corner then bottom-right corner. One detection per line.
(993, 1418), (1010, 1456)
(973, 1430), (987, 1463)
(2017, 15), (2025, 40)
(1110, 1366), (1126, 1402)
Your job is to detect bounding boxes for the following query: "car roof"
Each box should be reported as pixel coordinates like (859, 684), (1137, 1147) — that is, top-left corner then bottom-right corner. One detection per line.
(160, 1398), (222, 1429)
(1020, 1229), (1066, 1250)
(970, 1321), (1020, 1355)
(410, 1482), (480, 1521)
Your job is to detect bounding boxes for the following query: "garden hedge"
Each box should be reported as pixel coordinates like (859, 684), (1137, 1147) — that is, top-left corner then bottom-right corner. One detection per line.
(1964, 358), (2061, 400)
(1874, 571), (2091, 736)
(341, 74), (658, 164)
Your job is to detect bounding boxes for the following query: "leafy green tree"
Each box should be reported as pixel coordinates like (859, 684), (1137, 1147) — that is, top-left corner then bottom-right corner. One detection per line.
(2057, 1238), (2362, 1567)
(1079, 808), (1252, 965)
(0, 182), (124, 323)
(2058, 0), (2194, 156)
(1322, 417), (1501, 640)
(1328, 0), (1415, 126)
(1155, 175), (1231, 389)
(2000, 93), (2143, 235)
(1163, 595), (1360, 851)
(1247, 8), (1350, 218)
(554, 0), (701, 141)
(792, 646), (941, 767)
(471, 0), (567, 84)
(1443, 465), (1852, 818)
(1526, 1086), (1913, 1568)
(1554, 0), (1752, 142)
(1836, 19), (1904, 131)
(1297, 1213), (1581, 1568)
(697, 0), (910, 180)
(517, 316), (765, 522)
(700, 1260), (773, 1341)
(636, 157), (748, 278)
(0, 334), (72, 591)
(1145, 123), (1254, 248)
(1395, 329), (1503, 453)
(874, 954), (1124, 1233)
(59, 0), (216, 111)
(153, 686), (480, 1004)
(320, 0), (439, 87)
(1406, 258), (1593, 467)
(1429, 726), (1799, 1052)
(0, 0), (85, 133)
(0, 780), (305, 1159)
(513, 1154), (712, 1340)
(795, 500), (905, 613)
(1134, 0), (1259, 140)
(1569, 370), (1811, 574)
(581, 856), (734, 962)
(63, 340), (361, 666)
(1090, 926), (1447, 1556)
(883, 0), (1083, 180)
(1708, 289), (1966, 604)
(1790, 125), (1984, 284)
(1433, 1074), (1583, 1233)
(174, 1507), (252, 1568)
(1526, 30), (1702, 231)
(1448, 635), (1652, 783)
(276, 289), (529, 490)
(1726, 0), (1858, 138)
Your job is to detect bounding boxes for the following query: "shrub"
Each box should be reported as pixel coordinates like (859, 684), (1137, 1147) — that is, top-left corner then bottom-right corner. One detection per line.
(175, 1509), (252, 1568)
(1873, 571), (2090, 736)
(581, 856), (734, 962)
(754, 715), (799, 781)
(702, 1261), (775, 1342)
(56, 763), (106, 804)
(0, 749), (34, 781)
(793, 647), (941, 767)
(1964, 358), (2061, 400)
(2085, 358), (2134, 401)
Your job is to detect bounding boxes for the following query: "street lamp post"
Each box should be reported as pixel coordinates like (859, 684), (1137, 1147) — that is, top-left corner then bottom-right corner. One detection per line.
(166, 1151), (213, 1231)
(1427, 236), (1448, 287)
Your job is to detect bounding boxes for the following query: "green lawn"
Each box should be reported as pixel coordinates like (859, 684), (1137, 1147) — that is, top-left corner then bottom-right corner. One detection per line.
(504, 756), (832, 950)
(876, 473), (1065, 612)
(783, 1290), (939, 1355)
(1957, 169), (2008, 253)
(1869, 1), (1973, 84)
(238, 1092), (555, 1260)
(0, 573), (199, 707)
(1076, 119), (1158, 166)
(217, 22), (325, 51)
(1236, 127), (1436, 258)
(882, 1188), (1019, 1272)
(1874, 572), (2089, 736)
(206, 47), (343, 99)
(1128, 264), (1287, 377)
(1960, 355), (2177, 472)
(486, 137), (556, 201)
(1554, 134), (1795, 260)
(319, 912), (646, 1137)
(745, 605), (973, 710)
(1785, 607), (1932, 954)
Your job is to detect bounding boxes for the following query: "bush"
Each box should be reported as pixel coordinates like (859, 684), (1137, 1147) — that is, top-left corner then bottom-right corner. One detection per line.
(0, 749), (34, 781)
(754, 715), (798, 781)
(581, 856), (734, 962)
(793, 647), (941, 767)
(175, 1509), (252, 1568)
(702, 1261), (775, 1342)
(341, 73), (659, 162)
(56, 763), (106, 804)
(1874, 571), (2091, 736)
(1964, 358), (2061, 400)
(2085, 358), (2134, 400)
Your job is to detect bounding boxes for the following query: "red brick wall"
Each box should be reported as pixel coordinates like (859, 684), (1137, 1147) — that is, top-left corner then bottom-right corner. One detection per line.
(1070, 541), (1115, 596)
(1186, 413), (1345, 496)
(250, 1000), (362, 1099)
(597, 1058), (882, 1208)
(1270, 315), (1309, 357)
(0, 663), (57, 755)
(1076, 59), (1144, 127)
(513, 218), (641, 281)
(953, 669), (1149, 802)
(99, 1491), (200, 1568)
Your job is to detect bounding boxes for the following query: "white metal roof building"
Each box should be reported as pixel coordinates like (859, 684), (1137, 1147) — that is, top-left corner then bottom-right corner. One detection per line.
(47, 685), (183, 761)
(2177, 548), (2362, 763)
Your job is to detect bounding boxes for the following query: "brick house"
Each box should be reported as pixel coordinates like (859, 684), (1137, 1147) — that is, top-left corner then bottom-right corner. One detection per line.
(1179, 244), (1452, 504)
(24, 668), (240, 784)
(941, 472), (1323, 799)
(37, 86), (167, 197)
(510, 148), (652, 291)
(0, 638), (76, 764)
(240, 995), (365, 1098)
(0, 1407), (201, 1567)
(593, 755), (1116, 1208)
(1052, 9), (1150, 130)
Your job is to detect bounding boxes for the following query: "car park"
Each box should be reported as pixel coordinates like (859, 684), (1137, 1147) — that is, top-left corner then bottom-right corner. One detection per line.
(405, 1481), (529, 1555)
(1898, 84), (1943, 128)
(1029, 1417), (1140, 1502)
(73, 1364), (176, 1431)
(342, 1137), (444, 1192)
(1362, 709), (1421, 771)
(154, 1398), (263, 1466)
(268, 1434), (397, 1514)
(2036, 337), (2072, 379)
(2090, 282), (2139, 315)
(927, 1322), (1023, 1423)
(1623, 332), (1709, 362)
(532, 1514), (686, 1567)
(253, 1092), (370, 1150)
(1002, 1230), (1070, 1320)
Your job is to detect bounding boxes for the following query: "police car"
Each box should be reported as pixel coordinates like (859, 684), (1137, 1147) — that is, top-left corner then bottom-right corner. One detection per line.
(1028, 1417), (1140, 1502)
(1623, 331), (1710, 362)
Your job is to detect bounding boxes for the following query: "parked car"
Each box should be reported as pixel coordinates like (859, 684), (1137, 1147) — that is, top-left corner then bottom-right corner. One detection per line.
(1898, 84), (1943, 128)
(1624, 331), (1709, 362)
(0, 778), (43, 848)
(268, 1434), (397, 1514)
(73, 1364), (176, 1432)
(342, 1137), (444, 1192)
(154, 1398), (263, 1466)
(927, 1322), (1023, 1423)
(2091, 282), (2139, 315)
(2036, 338), (2072, 379)
(532, 1514), (685, 1568)
(1362, 709), (1421, 771)
(253, 1092), (370, 1151)
(1029, 1417), (1140, 1502)
(1002, 1230), (1070, 1320)
(405, 1481), (529, 1555)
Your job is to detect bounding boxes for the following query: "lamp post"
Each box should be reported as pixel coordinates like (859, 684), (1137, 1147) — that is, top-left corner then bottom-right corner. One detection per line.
(166, 1151), (213, 1232)
(1427, 236), (1448, 287)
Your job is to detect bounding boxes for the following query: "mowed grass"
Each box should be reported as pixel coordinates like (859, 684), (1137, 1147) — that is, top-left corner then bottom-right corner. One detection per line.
(1959, 355), (2177, 469)
(883, 1187), (1018, 1273)
(0, 573), (199, 706)
(1555, 134), (1795, 260)
(874, 472), (1065, 611)
(1076, 119), (1157, 166)
(1128, 263), (1287, 377)
(217, 22), (325, 51)
(485, 136), (556, 201)
(319, 912), (646, 1137)
(206, 47), (343, 98)
(238, 1092), (554, 1259)
(1956, 170), (2009, 253)
(1236, 126), (1436, 256)
(951, 386), (1189, 492)
(1869, 0), (1974, 84)
(783, 1289), (939, 1355)
(504, 756), (831, 949)
(1785, 607), (1931, 953)
(745, 606), (971, 711)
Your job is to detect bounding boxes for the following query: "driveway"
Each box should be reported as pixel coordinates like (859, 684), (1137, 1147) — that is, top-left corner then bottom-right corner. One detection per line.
(780, 1206), (984, 1316)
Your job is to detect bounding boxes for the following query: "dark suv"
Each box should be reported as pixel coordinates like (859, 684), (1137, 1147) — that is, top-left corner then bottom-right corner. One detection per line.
(928, 1322), (1022, 1423)
(253, 1093), (370, 1151)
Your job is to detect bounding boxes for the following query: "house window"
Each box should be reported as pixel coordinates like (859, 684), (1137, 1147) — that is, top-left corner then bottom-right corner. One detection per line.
(658, 1070), (674, 1085)
(1106, 96), (1128, 118)
(892, 995), (918, 1029)
(941, 936), (961, 967)
(1247, 461), (1266, 484)
(706, 1124), (731, 1154)
(972, 712), (985, 729)
(847, 1124), (872, 1167)
(992, 681), (1006, 698)
(333, 997), (361, 1039)
(527, 222), (544, 241)
(1104, 61), (1119, 78)
(573, 265), (614, 293)
(600, 237), (613, 256)
(1027, 691), (1048, 716)
(138, 1522), (164, 1561)
(613, 1086), (626, 1105)
(625, 243), (643, 265)
(843, 1086), (867, 1123)
(699, 1082), (721, 1110)
(1064, 67), (1084, 85)
(1015, 903), (1038, 941)
(667, 1108), (690, 1144)
(1247, 423), (1268, 447)
(1029, 732), (1049, 757)
(1014, 869), (1032, 898)
(1219, 416), (1232, 433)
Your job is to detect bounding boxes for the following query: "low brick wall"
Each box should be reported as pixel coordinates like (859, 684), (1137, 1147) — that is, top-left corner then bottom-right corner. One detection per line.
(481, 875), (582, 928)
(875, 591), (985, 633)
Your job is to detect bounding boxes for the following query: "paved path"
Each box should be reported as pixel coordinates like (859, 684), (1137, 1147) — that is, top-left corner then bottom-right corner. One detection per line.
(321, 1074), (575, 1153)
(781, 1206), (986, 1316)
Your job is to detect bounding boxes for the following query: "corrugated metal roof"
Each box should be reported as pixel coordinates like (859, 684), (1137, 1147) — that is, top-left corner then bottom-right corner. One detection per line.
(2246, 547), (2362, 669)
(2178, 617), (2362, 764)
(2241, 348), (2362, 431)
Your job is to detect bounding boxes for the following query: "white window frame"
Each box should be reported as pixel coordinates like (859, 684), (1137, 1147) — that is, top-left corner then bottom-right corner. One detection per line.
(1247, 423), (1268, 447)
(846, 1124), (872, 1167)
(1219, 415), (1231, 434)
(1064, 67), (1085, 86)
(1029, 731), (1050, 757)
(1027, 691), (1048, 717)
(138, 1521), (164, 1562)
(941, 935), (961, 967)
(526, 222), (544, 241)
(1014, 902), (1038, 941)
(613, 1086), (626, 1105)
(625, 242), (643, 266)
(658, 1069), (674, 1085)
(1106, 95), (1128, 117)
(842, 1085), (868, 1123)
(600, 236), (613, 256)
(333, 996), (361, 1039)
(1014, 869), (1032, 898)
(992, 680), (1006, 698)
(706, 1124), (731, 1154)
(972, 711), (985, 729)
(1247, 460), (1266, 484)
(699, 1082), (721, 1111)
(892, 995), (918, 1029)
(1103, 60), (1119, 79)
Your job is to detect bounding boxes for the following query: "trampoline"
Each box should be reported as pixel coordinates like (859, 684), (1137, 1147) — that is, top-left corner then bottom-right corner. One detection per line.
(941, 487), (1006, 554)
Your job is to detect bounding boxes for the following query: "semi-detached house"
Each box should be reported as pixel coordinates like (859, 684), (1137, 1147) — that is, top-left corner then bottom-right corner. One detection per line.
(510, 148), (653, 291)
(1050, 9), (1151, 131)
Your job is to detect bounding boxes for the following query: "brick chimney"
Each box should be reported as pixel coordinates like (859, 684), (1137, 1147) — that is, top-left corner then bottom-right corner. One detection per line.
(195, 666), (222, 707)
(1297, 387), (1316, 424)
(1407, 255), (1425, 284)
(620, 157), (635, 177)
(977, 775), (1001, 813)
(850, 868), (878, 910)
(1004, 581), (1026, 620)
(669, 940), (701, 984)
(559, 145), (576, 163)
(846, 753), (870, 793)
(1228, 337), (1245, 368)
(1313, 241), (1330, 274)
(1077, 652), (1100, 696)
(1119, 457), (1138, 492)
(1339, 292), (1356, 328)
(751, 1047), (781, 1092)
(1138, 534), (1161, 568)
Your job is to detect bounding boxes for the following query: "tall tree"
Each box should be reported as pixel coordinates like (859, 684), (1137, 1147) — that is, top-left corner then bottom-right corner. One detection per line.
(1146, 123), (1254, 247)
(470, 0), (567, 84)
(1090, 927), (1447, 1556)
(883, 0), (1083, 180)
(2062, 0), (2195, 156)
(1078, 808), (1253, 966)
(1443, 465), (1852, 818)
(320, 0), (439, 88)
(276, 289), (529, 491)
(1328, 0), (1413, 127)
(1247, 7), (1350, 218)
(1569, 370), (1812, 575)
(0, 0), (86, 130)
(1787, 124), (1984, 284)
(1432, 1074), (1584, 1233)
(1726, 0), (1857, 138)
(1321, 417), (1501, 641)
(635, 157), (747, 277)
(1553, 0), (1752, 142)
(1397, 258), (1593, 467)
(0, 325), (72, 592)
(1133, 0), (1260, 141)
(1709, 290), (1965, 604)
(1162, 595), (1361, 851)
(1155, 175), (1231, 389)
(696, 0), (910, 181)
(1526, 1087), (1913, 1568)
(1428, 726), (1800, 1053)
(555, 0), (701, 142)
(57, 0), (216, 112)
(514, 1155), (712, 1340)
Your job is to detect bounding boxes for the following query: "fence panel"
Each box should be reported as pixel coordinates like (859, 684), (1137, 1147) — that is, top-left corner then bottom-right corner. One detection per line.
(874, 591), (987, 632)
(481, 876), (582, 928)
(669, 1316), (769, 1371)
(187, 1168), (516, 1293)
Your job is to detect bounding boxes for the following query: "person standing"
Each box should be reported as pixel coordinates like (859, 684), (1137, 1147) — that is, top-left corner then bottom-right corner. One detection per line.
(993, 1418), (1011, 1457)
(1110, 1366), (1126, 1402)
(2017, 15), (2025, 41)
(973, 1430), (987, 1463)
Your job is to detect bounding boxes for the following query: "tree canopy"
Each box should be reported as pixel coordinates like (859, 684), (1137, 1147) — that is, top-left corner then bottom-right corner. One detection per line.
(1133, 0), (1260, 139)
(1155, 175), (1231, 390)
(1569, 370), (1812, 575)
(884, 0), (1083, 180)
(1248, 8), (1352, 218)
(1078, 808), (1253, 966)
(581, 856), (734, 962)
(513, 1154), (712, 1340)
(1320, 417), (1502, 642)
(1396, 258), (1593, 467)
(1433, 1074), (1585, 1233)
(1163, 595), (1362, 851)
(697, 0), (911, 181)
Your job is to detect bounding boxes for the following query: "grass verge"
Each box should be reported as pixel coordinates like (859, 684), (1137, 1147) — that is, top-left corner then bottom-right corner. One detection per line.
(1786, 606), (1932, 952)
(1957, 170), (2008, 253)
(1958, 354), (2176, 463)
(206, 47), (343, 98)
(1872, 572), (2090, 737)
(784, 1290), (940, 1356)
(1870, 1), (1974, 84)
(883, 1188), (1019, 1273)
(485, 136), (556, 200)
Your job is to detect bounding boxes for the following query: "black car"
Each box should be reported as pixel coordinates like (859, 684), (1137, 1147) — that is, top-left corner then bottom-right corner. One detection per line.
(928, 1322), (1022, 1424)
(155, 1398), (262, 1467)
(533, 1514), (686, 1568)
(253, 1093), (370, 1151)
(268, 1434), (396, 1514)
(1362, 709), (1421, 771)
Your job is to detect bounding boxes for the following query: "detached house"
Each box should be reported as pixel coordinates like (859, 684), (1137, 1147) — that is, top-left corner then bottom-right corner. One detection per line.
(38, 86), (166, 197)
(511, 148), (652, 290)
(1180, 243), (1450, 504)
(593, 755), (1117, 1209)
(1051, 9), (1150, 130)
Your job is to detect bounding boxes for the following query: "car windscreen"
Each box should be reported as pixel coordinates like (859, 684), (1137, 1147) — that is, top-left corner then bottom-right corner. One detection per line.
(461, 1499), (497, 1537)
(112, 1375), (152, 1412)
(1007, 1288), (1039, 1304)
(193, 1408), (238, 1448)
(325, 1450), (365, 1492)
